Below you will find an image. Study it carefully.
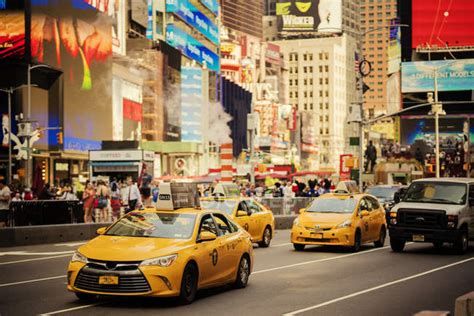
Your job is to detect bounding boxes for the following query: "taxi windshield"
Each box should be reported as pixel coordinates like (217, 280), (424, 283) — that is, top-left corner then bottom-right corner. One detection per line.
(366, 187), (397, 200)
(403, 182), (467, 205)
(105, 212), (196, 239)
(200, 200), (237, 215)
(307, 198), (357, 213)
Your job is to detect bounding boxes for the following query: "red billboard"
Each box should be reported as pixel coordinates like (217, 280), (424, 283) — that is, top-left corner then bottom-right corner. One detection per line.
(412, 0), (474, 49)
(0, 1), (25, 60)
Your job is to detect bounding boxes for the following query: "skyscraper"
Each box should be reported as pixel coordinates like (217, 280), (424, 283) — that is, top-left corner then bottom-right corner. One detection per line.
(221, 0), (264, 39)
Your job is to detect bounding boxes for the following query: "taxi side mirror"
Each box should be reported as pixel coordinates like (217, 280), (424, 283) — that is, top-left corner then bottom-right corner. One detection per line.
(199, 231), (217, 242)
(96, 227), (107, 235)
(299, 208), (306, 214)
(237, 210), (248, 217)
(360, 210), (370, 217)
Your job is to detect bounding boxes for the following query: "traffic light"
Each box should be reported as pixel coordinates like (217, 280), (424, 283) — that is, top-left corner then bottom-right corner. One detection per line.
(56, 131), (63, 144)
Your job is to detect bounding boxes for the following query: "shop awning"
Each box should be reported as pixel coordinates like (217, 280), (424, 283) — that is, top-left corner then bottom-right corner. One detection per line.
(90, 162), (140, 167)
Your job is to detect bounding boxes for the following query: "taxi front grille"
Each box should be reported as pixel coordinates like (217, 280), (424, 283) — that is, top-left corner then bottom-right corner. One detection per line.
(75, 266), (151, 293)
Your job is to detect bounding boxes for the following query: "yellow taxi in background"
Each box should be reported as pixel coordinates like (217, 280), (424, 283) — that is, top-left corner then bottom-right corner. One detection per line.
(291, 192), (387, 252)
(67, 183), (254, 304)
(200, 197), (275, 247)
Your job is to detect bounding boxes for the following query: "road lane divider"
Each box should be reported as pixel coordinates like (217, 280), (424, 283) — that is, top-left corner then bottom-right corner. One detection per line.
(39, 302), (110, 315)
(0, 254), (72, 266)
(0, 275), (66, 287)
(0, 251), (74, 256)
(283, 257), (474, 315)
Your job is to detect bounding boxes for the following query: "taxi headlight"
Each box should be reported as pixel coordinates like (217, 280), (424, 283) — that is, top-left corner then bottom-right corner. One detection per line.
(71, 251), (88, 264)
(293, 218), (301, 227)
(140, 254), (178, 267)
(336, 219), (352, 228)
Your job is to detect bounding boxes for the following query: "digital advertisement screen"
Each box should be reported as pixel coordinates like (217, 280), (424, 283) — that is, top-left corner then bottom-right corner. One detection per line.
(0, 0), (25, 60)
(31, 0), (113, 150)
(276, 0), (341, 33)
(412, 0), (474, 48)
(181, 66), (203, 142)
(401, 59), (474, 93)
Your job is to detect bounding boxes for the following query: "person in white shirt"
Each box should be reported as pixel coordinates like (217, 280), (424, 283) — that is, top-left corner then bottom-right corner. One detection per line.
(122, 178), (142, 213)
(0, 181), (11, 227)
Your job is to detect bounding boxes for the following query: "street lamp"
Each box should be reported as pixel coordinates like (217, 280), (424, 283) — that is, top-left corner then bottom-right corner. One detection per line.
(26, 63), (52, 188)
(0, 85), (31, 184)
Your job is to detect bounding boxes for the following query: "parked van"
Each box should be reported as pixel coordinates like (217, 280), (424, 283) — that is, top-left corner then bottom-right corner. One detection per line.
(388, 178), (473, 254)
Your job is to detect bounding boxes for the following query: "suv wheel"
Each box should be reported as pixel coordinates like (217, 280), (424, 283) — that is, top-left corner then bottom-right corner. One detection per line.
(390, 238), (406, 252)
(454, 229), (468, 255)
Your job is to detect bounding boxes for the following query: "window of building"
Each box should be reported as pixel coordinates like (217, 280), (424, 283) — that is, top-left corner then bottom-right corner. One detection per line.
(304, 79), (307, 85)
(289, 79), (293, 86)
(319, 53), (323, 60)
(325, 78), (329, 84)
(368, 108), (375, 118)
(295, 79), (299, 85)
(325, 65), (329, 72)
(310, 104), (313, 110)
(309, 91), (313, 97)
(319, 91), (323, 97)
(319, 65), (323, 72)
(269, 20), (273, 27)
(319, 78), (323, 84)
(290, 91), (293, 98)
(304, 104), (307, 110)
(325, 115), (329, 122)
(303, 66), (307, 73)
(325, 103), (329, 109)
(309, 54), (313, 61)
(324, 52), (329, 60)
(309, 66), (313, 72)
(319, 116), (323, 122)
(295, 91), (298, 97)
(325, 90), (329, 97)
(303, 54), (307, 61)
(325, 128), (329, 134)
(320, 128), (323, 134)
(304, 91), (307, 97)
(320, 103), (323, 110)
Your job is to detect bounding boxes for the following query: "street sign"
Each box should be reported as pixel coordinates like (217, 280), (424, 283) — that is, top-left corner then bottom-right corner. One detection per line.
(350, 137), (360, 146)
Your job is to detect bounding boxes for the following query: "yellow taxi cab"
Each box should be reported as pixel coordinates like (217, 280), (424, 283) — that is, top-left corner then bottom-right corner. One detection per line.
(67, 183), (254, 304)
(200, 196), (275, 247)
(291, 191), (387, 252)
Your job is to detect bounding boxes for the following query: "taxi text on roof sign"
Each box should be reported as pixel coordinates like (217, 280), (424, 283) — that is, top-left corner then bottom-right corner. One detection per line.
(156, 182), (200, 210)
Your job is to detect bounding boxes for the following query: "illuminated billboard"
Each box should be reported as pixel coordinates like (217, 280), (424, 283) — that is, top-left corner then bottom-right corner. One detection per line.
(401, 59), (474, 93)
(412, 0), (474, 48)
(31, 0), (113, 150)
(165, 24), (219, 72)
(0, 0), (25, 60)
(181, 67), (203, 142)
(276, 0), (341, 33)
(199, 0), (218, 16)
(166, 0), (219, 45)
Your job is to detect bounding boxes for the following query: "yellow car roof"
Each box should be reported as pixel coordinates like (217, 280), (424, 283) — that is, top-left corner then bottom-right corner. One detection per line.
(140, 207), (209, 215)
(319, 193), (366, 200)
(200, 197), (243, 202)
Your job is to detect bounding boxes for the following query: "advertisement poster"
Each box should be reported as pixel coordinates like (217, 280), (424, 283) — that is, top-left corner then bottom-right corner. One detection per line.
(181, 66), (203, 142)
(0, 0), (25, 60)
(401, 59), (474, 93)
(276, 0), (341, 33)
(31, 0), (113, 151)
(387, 19), (401, 75)
(412, 0), (474, 48)
(199, 0), (218, 16)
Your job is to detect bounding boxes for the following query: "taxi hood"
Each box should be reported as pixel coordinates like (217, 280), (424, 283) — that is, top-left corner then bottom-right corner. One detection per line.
(78, 235), (191, 262)
(299, 211), (352, 226)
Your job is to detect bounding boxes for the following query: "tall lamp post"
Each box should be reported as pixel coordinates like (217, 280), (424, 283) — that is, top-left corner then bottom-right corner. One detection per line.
(26, 64), (52, 188)
(0, 85), (31, 184)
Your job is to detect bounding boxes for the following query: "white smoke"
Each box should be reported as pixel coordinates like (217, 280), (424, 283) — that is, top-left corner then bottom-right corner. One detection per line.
(206, 101), (232, 145)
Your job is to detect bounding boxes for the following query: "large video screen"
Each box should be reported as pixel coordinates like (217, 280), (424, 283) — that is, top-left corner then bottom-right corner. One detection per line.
(276, 0), (341, 33)
(31, 0), (113, 150)
(0, 0), (25, 60)
(412, 0), (474, 48)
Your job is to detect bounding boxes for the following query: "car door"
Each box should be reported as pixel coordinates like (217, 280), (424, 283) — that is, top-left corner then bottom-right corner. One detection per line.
(194, 214), (225, 287)
(367, 197), (383, 241)
(213, 213), (241, 281)
(246, 200), (264, 241)
(234, 201), (251, 234)
(358, 198), (371, 242)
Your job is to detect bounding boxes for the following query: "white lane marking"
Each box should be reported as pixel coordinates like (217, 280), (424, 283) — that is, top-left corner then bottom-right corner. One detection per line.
(39, 302), (109, 315)
(54, 241), (87, 247)
(0, 254), (72, 266)
(0, 251), (74, 256)
(253, 246), (390, 275)
(272, 243), (292, 247)
(283, 257), (474, 316)
(0, 275), (65, 287)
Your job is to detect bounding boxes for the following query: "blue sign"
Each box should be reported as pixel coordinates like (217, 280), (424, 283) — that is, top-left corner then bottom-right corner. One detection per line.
(146, 0), (153, 39)
(0, 0), (6, 10)
(199, 0), (218, 16)
(181, 67), (203, 142)
(166, 0), (219, 45)
(166, 24), (220, 72)
(64, 137), (101, 152)
(402, 59), (474, 93)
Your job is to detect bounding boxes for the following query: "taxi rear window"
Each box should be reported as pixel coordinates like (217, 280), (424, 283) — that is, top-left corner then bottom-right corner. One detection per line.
(200, 200), (237, 215)
(105, 212), (196, 239)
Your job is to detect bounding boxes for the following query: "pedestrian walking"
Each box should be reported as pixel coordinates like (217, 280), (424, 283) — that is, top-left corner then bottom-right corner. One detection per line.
(82, 182), (95, 223)
(96, 180), (110, 222)
(110, 181), (122, 221)
(364, 140), (377, 173)
(0, 181), (11, 227)
(122, 178), (141, 214)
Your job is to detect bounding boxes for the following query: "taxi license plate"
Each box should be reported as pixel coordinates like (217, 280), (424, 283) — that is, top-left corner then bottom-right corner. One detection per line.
(98, 275), (119, 285)
(311, 233), (323, 239)
(412, 234), (424, 242)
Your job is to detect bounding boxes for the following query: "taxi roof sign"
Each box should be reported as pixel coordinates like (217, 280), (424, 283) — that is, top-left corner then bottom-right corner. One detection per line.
(334, 180), (360, 194)
(156, 183), (200, 210)
(212, 183), (240, 198)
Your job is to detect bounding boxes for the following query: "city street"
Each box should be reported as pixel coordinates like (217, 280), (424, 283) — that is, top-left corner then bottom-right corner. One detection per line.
(0, 230), (472, 316)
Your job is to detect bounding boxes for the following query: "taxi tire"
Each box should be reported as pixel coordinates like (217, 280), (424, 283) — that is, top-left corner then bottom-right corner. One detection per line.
(234, 255), (250, 289)
(374, 227), (386, 248)
(258, 226), (272, 248)
(75, 292), (96, 301)
(178, 263), (198, 305)
(293, 243), (305, 251)
(351, 230), (361, 252)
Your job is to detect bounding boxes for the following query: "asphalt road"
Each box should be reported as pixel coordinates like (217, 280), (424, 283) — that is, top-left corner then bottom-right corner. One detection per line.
(0, 231), (473, 316)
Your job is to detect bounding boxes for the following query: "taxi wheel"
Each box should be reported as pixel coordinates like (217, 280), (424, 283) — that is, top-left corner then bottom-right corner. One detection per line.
(258, 227), (272, 248)
(351, 230), (361, 252)
(234, 255), (250, 289)
(293, 243), (305, 251)
(75, 292), (96, 301)
(178, 263), (198, 305)
(374, 227), (386, 248)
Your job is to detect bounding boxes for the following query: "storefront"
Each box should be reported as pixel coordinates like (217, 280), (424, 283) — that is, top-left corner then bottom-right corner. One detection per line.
(89, 150), (155, 182)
